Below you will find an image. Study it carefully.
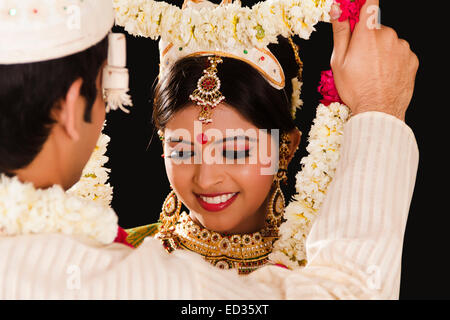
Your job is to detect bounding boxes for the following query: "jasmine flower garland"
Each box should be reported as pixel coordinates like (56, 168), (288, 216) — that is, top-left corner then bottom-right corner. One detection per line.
(270, 102), (350, 269)
(67, 129), (114, 208)
(113, 0), (334, 50)
(0, 174), (119, 244)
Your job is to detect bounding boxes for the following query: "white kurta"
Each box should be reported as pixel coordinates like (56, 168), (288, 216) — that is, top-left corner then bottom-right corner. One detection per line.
(0, 112), (419, 299)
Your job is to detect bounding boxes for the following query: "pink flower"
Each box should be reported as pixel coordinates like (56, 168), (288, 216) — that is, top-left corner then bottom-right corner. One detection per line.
(336, 0), (367, 31)
(318, 70), (343, 106)
(317, 1), (366, 106)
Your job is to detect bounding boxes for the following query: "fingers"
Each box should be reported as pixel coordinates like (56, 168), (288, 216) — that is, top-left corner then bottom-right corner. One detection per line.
(355, 0), (380, 33)
(330, 3), (351, 64)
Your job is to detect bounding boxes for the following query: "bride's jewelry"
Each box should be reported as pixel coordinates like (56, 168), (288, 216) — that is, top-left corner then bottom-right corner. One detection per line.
(189, 56), (226, 124)
(159, 212), (278, 275)
(156, 188), (280, 274)
(158, 189), (182, 252)
(266, 132), (291, 230)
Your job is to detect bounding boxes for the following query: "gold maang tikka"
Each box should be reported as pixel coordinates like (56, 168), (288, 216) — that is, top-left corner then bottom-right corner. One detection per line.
(189, 56), (225, 124)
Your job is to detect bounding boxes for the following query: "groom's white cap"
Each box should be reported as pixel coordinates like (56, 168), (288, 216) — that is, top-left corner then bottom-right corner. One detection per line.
(0, 0), (132, 113)
(0, 0), (114, 64)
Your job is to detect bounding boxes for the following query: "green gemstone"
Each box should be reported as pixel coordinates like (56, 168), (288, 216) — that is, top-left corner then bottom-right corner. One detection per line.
(243, 49), (248, 54)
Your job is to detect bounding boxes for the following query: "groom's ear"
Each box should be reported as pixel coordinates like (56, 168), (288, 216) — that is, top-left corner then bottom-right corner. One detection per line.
(53, 78), (84, 141)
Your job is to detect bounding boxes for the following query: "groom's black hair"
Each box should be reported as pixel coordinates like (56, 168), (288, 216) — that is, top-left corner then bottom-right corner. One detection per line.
(0, 36), (108, 175)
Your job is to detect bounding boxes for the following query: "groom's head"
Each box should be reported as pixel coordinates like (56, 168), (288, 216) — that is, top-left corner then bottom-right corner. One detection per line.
(0, 38), (108, 188)
(0, 0), (114, 189)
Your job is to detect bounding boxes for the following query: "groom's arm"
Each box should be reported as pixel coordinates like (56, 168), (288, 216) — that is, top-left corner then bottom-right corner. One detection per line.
(240, 112), (418, 299)
(188, 110), (418, 300)
(191, 0), (421, 299)
(303, 111), (419, 299)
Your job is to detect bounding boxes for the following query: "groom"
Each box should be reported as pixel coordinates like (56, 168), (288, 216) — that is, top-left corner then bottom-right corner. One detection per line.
(0, 0), (418, 299)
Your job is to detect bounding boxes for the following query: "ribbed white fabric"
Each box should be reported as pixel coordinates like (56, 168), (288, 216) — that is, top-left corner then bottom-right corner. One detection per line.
(0, 111), (419, 299)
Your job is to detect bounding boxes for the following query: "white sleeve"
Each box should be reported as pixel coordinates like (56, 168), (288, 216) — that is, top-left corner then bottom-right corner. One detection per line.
(238, 111), (419, 300)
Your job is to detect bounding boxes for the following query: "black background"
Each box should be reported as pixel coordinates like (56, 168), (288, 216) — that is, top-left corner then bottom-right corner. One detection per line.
(104, 1), (445, 299)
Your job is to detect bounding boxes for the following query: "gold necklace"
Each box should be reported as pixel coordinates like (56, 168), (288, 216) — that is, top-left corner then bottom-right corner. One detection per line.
(156, 212), (279, 275)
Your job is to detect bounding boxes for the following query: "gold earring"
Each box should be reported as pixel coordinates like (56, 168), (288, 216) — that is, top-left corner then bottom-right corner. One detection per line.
(266, 179), (285, 231)
(266, 132), (291, 230)
(159, 189), (182, 233)
(277, 132), (291, 184)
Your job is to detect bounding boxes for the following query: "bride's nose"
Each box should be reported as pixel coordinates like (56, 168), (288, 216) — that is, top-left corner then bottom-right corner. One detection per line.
(193, 162), (225, 190)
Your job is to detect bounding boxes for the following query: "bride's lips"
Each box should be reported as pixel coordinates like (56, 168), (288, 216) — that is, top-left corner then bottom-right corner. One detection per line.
(195, 192), (239, 212)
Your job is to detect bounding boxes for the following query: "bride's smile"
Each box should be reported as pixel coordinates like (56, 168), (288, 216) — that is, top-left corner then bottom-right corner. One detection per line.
(195, 191), (239, 212)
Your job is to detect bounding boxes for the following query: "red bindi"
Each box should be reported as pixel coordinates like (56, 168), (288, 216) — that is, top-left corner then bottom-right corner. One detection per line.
(196, 133), (208, 145)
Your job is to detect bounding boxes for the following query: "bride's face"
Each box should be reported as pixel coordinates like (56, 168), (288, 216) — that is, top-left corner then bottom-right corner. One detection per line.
(163, 103), (277, 234)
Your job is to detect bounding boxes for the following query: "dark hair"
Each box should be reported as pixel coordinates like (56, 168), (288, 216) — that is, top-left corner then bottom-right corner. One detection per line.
(0, 37), (108, 175)
(153, 44), (297, 133)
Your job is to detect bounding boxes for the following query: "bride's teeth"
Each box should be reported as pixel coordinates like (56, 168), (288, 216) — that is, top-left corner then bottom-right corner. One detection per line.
(201, 193), (235, 204)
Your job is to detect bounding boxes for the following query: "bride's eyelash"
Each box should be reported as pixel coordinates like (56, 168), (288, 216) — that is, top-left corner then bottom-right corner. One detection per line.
(168, 149), (251, 160)
(167, 150), (195, 159)
(223, 149), (251, 160)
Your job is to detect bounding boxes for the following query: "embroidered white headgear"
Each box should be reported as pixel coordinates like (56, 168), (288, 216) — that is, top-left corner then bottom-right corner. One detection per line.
(0, 0), (132, 113)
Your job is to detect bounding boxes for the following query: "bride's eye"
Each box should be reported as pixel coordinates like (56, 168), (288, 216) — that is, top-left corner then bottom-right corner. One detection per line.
(168, 150), (195, 159)
(223, 149), (251, 160)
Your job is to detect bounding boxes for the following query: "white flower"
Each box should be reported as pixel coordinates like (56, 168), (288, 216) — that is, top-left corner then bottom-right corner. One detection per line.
(270, 103), (350, 268)
(291, 77), (303, 117)
(67, 130), (114, 208)
(113, 0), (333, 50)
(0, 175), (118, 244)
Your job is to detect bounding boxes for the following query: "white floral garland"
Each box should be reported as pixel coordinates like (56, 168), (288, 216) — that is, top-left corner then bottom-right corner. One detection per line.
(0, 175), (118, 244)
(113, 0), (333, 50)
(270, 102), (350, 269)
(67, 130), (114, 208)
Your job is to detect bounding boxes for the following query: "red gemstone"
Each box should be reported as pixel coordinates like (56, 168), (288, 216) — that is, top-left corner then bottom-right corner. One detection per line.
(260, 56), (265, 61)
(201, 77), (216, 91)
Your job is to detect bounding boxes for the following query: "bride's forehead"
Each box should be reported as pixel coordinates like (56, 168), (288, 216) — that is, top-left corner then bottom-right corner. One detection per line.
(165, 103), (256, 130)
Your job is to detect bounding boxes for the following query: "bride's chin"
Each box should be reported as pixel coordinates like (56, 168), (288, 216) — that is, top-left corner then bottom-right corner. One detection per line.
(188, 211), (233, 233)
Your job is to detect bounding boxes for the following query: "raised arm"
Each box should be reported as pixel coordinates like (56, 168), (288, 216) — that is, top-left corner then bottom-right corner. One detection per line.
(239, 0), (420, 299)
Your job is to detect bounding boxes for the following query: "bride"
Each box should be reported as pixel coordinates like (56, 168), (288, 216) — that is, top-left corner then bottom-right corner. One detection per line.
(124, 0), (339, 274)
(127, 50), (302, 274)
